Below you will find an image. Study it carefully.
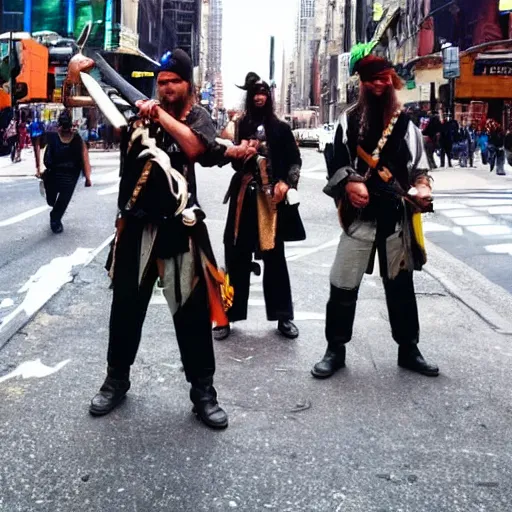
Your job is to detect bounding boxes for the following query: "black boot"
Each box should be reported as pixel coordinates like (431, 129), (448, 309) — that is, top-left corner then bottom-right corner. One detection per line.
(213, 324), (231, 341)
(311, 285), (357, 378)
(89, 367), (131, 416)
(311, 344), (346, 379)
(190, 378), (228, 429)
(398, 345), (439, 377)
(278, 319), (299, 339)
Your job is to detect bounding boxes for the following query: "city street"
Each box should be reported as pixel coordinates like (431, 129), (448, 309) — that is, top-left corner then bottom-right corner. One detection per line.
(1, 148), (512, 511)
(0, 150), (121, 344)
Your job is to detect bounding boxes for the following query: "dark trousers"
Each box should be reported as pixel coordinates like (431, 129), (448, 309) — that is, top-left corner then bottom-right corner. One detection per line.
(440, 144), (452, 167)
(488, 145), (506, 175)
(226, 239), (294, 323)
(325, 271), (419, 347)
(107, 220), (216, 384)
(44, 173), (78, 223)
(424, 137), (437, 169)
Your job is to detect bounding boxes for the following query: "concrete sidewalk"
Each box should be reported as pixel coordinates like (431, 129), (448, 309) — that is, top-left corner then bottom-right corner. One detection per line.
(431, 162), (512, 192)
(0, 150), (37, 177)
(0, 238), (511, 511)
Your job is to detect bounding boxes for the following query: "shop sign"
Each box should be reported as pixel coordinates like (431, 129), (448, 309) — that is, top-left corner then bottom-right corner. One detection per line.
(474, 59), (512, 76)
(131, 71), (154, 78)
(52, 88), (62, 102)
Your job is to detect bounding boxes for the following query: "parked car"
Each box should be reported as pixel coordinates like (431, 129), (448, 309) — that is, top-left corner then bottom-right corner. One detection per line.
(318, 123), (335, 152)
(293, 127), (320, 148)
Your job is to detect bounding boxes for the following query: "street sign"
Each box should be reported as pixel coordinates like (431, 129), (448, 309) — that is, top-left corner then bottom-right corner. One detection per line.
(443, 46), (460, 79)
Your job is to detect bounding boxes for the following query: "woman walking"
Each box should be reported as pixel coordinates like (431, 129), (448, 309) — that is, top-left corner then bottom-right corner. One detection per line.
(36, 111), (92, 233)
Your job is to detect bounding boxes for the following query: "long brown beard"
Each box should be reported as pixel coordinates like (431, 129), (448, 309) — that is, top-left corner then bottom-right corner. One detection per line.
(358, 85), (400, 136)
(159, 93), (191, 120)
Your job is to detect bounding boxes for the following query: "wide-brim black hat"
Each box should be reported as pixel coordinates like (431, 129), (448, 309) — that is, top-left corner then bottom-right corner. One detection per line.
(236, 72), (261, 91)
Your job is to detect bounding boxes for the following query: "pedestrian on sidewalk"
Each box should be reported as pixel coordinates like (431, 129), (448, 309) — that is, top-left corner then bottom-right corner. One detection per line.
(486, 119), (506, 175)
(422, 111), (441, 169)
(439, 115), (456, 168)
(212, 72), (305, 342)
(456, 121), (471, 168)
(35, 110), (92, 233)
(477, 128), (489, 165)
(312, 45), (439, 379)
(90, 48), (247, 429)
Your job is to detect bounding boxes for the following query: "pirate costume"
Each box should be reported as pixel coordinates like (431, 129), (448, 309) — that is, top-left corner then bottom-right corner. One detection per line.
(312, 45), (439, 379)
(90, 49), (230, 429)
(214, 78), (306, 341)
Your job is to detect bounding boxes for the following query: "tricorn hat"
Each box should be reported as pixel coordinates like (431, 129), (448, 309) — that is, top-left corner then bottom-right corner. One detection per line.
(236, 72), (261, 91)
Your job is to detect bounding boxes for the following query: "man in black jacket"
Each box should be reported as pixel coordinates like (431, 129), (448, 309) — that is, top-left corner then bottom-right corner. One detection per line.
(213, 77), (306, 341)
(89, 49), (246, 429)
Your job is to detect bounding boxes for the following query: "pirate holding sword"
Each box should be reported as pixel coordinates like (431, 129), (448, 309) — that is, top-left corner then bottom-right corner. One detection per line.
(311, 44), (439, 379)
(88, 49), (253, 429)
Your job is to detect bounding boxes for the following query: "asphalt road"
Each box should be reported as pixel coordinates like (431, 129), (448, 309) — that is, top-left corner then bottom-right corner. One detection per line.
(426, 187), (512, 294)
(1, 148), (512, 511)
(0, 151), (120, 339)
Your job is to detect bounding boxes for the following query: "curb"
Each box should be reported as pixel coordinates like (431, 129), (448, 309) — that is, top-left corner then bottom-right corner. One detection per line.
(424, 240), (512, 335)
(0, 234), (114, 351)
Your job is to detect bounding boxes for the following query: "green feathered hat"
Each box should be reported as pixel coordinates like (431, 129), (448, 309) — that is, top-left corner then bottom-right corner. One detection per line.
(349, 41), (378, 75)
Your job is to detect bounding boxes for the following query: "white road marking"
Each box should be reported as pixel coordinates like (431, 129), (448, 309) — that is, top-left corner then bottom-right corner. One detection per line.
(466, 225), (512, 236)
(484, 243), (512, 255)
(487, 205), (512, 215)
(436, 193), (512, 199)
(97, 185), (119, 196)
(0, 234), (112, 338)
(0, 298), (14, 309)
(0, 205), (49, 227)
(248, 298), (266, 306)
(465, 199), (512, 207)
(286, 237), (339, 262)
(452, 216), (495, 227)
(434, 203), (469, 210)
(90, 170), (119, 184)
(441, 208), (478, 218)
(0, 358), (70, 385)
(422, 222), (452, 233)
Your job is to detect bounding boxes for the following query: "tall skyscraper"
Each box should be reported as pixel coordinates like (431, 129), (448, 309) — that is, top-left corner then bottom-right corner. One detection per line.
(206, 0), (222, 110)
(294, 0), (316, 109)
(206, 0), (222, 80)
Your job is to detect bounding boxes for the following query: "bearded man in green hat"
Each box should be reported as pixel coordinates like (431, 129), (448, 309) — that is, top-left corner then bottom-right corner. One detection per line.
(311, 45), (439, 379)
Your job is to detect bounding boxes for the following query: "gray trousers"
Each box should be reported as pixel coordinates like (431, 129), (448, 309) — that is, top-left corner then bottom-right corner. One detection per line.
(327, 221), (420, 346)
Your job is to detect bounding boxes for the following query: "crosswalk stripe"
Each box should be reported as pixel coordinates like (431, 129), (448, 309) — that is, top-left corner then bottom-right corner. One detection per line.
(484, 243), (512, 255)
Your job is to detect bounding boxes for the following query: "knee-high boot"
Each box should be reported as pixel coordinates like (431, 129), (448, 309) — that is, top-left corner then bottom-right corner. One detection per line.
(311, 285), (358, 379)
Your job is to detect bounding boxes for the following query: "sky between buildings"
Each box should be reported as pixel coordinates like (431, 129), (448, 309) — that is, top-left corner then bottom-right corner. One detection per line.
(221, 0), (297, 109)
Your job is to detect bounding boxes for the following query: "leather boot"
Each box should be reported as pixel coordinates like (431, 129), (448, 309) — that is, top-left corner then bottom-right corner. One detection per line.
(278, 319), (299, 339)
(190, 378), (228, 429)
(213, 324), (231, 341)
(89, 367), (131, 416)
(398, 345), (439, 377)
(311, 285), (357, 379)
(311, 344), (346, 379)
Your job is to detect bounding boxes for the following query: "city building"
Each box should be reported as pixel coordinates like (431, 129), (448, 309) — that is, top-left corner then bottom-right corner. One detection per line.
(198, 0), (210, 87)
(206, 0), (221, 81)
(161, 0), (201, 66)
(294, 0), (316, 110)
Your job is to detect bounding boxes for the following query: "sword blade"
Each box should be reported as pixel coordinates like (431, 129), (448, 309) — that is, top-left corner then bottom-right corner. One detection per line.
(93, 52), (149, 107)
